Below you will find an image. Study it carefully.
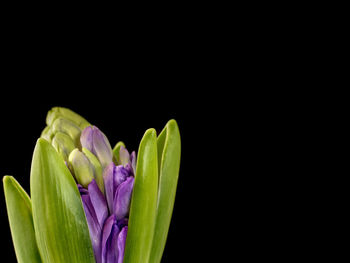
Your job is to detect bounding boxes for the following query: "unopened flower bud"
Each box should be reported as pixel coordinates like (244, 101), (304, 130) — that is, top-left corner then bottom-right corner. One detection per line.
(80, 126), (113, 171)
(52, 132), (75, 161)
(46, 107), (90, 130)
(82, 147), (104, 194)
(40, 126), (55, 143)
(69, 149), (94, 188)
(52, 118), (82, 147)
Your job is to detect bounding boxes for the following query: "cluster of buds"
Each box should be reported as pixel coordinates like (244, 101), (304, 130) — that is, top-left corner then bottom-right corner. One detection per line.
(41, 108), (135, 263)
(3, 107), (181, 263)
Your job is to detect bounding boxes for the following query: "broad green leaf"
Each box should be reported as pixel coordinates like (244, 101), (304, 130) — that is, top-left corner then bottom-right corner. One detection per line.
(124, 129), (158, 263)
(3, 176), (42, 263)
(112, 141), (125, 164)
(30, 138), (95, 263)
(149, 120), (181, 263)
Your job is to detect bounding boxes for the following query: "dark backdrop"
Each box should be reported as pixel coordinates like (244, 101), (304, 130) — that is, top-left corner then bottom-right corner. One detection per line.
(0, 76), (224, 262)
(0, 4), (312, 262)
(0, 14), (230, 262)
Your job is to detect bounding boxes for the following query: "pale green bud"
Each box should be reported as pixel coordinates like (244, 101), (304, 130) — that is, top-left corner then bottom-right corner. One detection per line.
(40, 126), (55, 143)
(82, 147), (104, 194)
(113, 141), (125, 165)
(52, 132), (75, 161)
(68, 149), (94, 188)
(52, 118), (82, 147)
(46, 107), (90, 130)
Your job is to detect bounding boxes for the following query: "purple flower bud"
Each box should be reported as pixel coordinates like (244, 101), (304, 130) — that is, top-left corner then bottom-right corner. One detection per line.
(117, 218), (128, 229)
(81, 193), (102, 262)
(78, 184), (89, 195)
(102, 215), (119, 263)
(130, 151), (136, 174)
(80, 180), (108, 263)
(103, 163), (129, 215)
(103, 163), (115, 214)
(81, 126), (113, 170)
(119, 146), (136, 175)
(117, 227), (128, 263)
(119, 146), (130, 166)
(78, 145), (135, 263)
(88, 180), (108, 228)
(113, 176), (134, 220)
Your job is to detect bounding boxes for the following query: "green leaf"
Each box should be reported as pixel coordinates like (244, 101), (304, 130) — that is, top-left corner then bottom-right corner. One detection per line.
(112, 141), (125, 164)
(124, 129), (158, 263)
(149, 119), (181, 263)
(30, 138), (95, 263)
(3, 176), (42, 263)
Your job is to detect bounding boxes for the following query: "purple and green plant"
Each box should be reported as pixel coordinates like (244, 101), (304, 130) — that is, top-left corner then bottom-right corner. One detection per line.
(3, 107), (181, 263)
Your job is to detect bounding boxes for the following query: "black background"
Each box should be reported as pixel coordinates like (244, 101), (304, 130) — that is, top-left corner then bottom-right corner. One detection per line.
(0, 44), (229, 261)
(0, 9), (242, 262)
(0, 5), (332, 262)
(0, 86), (225, 263)
(0, 21), (306, 261)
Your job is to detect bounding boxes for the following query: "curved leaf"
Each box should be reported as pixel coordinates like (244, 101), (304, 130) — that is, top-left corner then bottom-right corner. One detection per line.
(149, 119), (181, 263)
(124, 129), (158, 263)
(3, 176), (42, 263)
(30, 138), (95, 263)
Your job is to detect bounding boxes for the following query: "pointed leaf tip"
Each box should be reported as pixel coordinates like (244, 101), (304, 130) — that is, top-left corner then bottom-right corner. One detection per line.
(149, 119), (181, 263)
(3, 176), (42, 263)
(30, 138), (95, 263)
(124, 127), (158, 263)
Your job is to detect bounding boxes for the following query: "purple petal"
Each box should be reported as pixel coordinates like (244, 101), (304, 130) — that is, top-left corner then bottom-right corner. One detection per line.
(106, 225), (119, 263)
(102, 215), (119, 263)
(130, 151), (136, 174)
(117, 226), (128, 263)
(117, 218), (128, 229)
(88, 179), (108, 228)
(119, 146), (130, 166)
(92, 127), (113, 170)
(113, 177), (134, 220)
(81, 126), (113, 170)
(114, 165), (128, 187)
(78, 184), (89, 195)
(81, 194), (102, 263)
(124, 163), (133, 177)
(103, 162), (116, 214)
(101, 215), (116, 263)
(80, 126), (94, 152)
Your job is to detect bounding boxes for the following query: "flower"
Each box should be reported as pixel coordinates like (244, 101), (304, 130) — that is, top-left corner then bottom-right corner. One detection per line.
(72, 125), (136, 263)
(78, 139), (135, 263)
(3, 107), (181, 263)
(81, 126), (114, 170)
(44, 109), (136, 263)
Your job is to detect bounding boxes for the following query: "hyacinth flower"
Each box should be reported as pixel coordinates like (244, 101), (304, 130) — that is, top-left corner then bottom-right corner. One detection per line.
(3, 107), (181, 263)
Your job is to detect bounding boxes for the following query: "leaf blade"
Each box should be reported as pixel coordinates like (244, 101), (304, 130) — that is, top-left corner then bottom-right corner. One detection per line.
(124, 129), (158, 263)
(149, 119), (181, 263)
(3, 176), (42, 263)
(30, 138), (95, 263)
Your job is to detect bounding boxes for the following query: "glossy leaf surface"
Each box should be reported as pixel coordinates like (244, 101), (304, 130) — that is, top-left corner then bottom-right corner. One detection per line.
(30, 138), (95, 263)
(124, 129), (158, 263)
(3, 176), (42, 263)
(149, 120), (181, 263)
